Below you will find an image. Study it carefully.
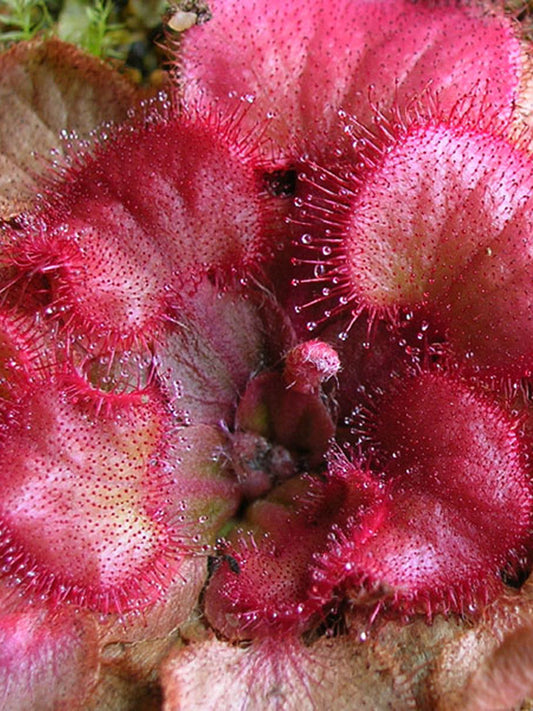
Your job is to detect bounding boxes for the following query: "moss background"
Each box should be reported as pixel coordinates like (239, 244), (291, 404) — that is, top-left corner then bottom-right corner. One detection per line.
(0, 0), (169, 81)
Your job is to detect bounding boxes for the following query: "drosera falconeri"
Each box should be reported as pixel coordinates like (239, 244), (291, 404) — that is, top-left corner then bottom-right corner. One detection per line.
(1, 1), (533, 709)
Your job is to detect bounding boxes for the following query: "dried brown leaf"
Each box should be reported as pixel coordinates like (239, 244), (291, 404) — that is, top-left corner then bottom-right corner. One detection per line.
(0, 37), (138, 219)
(161, 634), (414, 711)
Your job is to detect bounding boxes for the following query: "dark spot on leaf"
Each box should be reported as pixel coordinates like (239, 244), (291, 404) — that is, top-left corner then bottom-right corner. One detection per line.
(264, 169), (297, 198)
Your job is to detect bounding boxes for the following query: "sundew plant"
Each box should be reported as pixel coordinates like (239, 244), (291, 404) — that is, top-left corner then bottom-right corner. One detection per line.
(1, 1), (533, 709)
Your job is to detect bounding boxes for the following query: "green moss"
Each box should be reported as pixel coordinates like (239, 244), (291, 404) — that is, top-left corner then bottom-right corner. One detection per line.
(56, 0), (125, 57)
(0, 0), (170, 75)
(0, 0), (53, 42)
